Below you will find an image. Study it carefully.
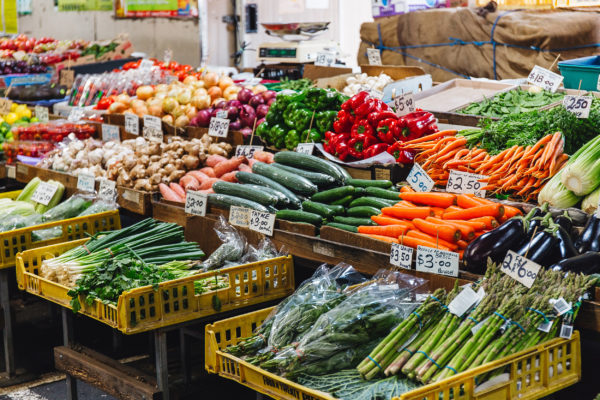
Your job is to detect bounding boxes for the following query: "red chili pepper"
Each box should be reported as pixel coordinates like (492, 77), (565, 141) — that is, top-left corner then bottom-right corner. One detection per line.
(351, 120), (374, 138)
(376, 118), (399, 144)
(367, 110), (396, 127)
(348, 91), (370, 110)
(401, 111), (437, 141)
(334, 110), (354, 133)
(354, 98), (378, 117)
(364, 143), (389, 159)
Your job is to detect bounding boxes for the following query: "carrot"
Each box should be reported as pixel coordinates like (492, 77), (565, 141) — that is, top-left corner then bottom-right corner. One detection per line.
(199, 177), (219, 190)
(503, 205), (523, 218)
(456, 194), (484, 209)
(159, 183), (183, 203)
(458, 250), (464, 260)
(214, 157), (246, 177)
(397, 234), (450, 251)
(399, 192), (456, 208)
(469, 216), (498, 229)
(473, 231), (487, 238)
(425, 217), (475, 240)
(444, 205), (463, 214)
(431, 207), (445, 218)
(400, 185), (415, 193)
(457, 240), (468, 249)
(361, 234), (399, 244)
(199, 167), (216, 178)
(446, 219), (486, 231)
(406, 230), (458, 251)
(357, 225), (409, 238)
(442, 204), (504, 220)
(402, 129), (457, 146)
(180, 175), (200, 191)
(381, 206), (433, 220)
(412, 218), (461, 242)
(371, 215), (415, 228)
(169, 183), (186, 198)
(393, 200), (417, 207)
(206, 154), (228, 168)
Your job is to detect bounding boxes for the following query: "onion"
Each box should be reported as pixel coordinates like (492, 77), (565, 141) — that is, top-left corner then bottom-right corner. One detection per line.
(240, 127), (253, 137)
(267, 98), (276, 106)
(193, 87), (208, 97)
(248, 94), (265, 108)
(252, 84), (267, 94)
(207, 86), (222, 100)
(210, 108), (219, 118)
(162, 115), (174, 125)
(237, 88), (253, 104)
(203, 72), (218, 87)
(177, 89), (192, 105)
(185, 105), (197, 120)
(211, 97), (226, 106)
(193, 109), (211, 127)
(218, 76), (234, 91)
(225, 105), (239, 120)
(239, 104), (257, 128)
(162, 97), (178, 113)
(256, 104), (269, 119)
(154, 91), (167, 100)
(261, 90), (276, 102)
(175, 115), (190, 128)
(148, 104), (163, 116)
(130, 99), (146, 110)
(229, 119), (242, 131)
(214, 100), (227, 109)
(193, 80), (205, 89)
(133, 105), (148, 117)
(155, 84), (169, 93)
(183, 75), (198, 85)
(108, 101), (127, 114)
(256, 117), (266, 126)
(136, 85), (154, 101)
(116, 93), (131, 107)
(191, 93), (211, 110)
(227, 99), (242, 108)
(223, 85), (241, 99)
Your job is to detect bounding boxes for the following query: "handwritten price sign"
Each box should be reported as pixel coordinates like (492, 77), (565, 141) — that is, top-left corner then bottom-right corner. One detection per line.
(185, 191), (207, 216)
(367, 48), (382, 65)
(315, 51), (336, 67)
(102, 124), (121, 142)
(124, 114), (139, 135)
(98, 179), (117, 201)
(501, 250), (541, 288)
(31, 182), (59, 206)
(446, 170), (488, 197)
(235, 145), (263, 158)
(143, 126), (163, 142)
(34, 106), (49, 123)
(563, 95), (592, 119)
(249, 210), (276, 236)
(77, 173), (95, 193)
(416, 246), (459, 277)
(390, 243), (413, 269)
(229, 206), (251, 228)
(527, 65), (563, 93)
(208, 117), (230, 138)
(296, 143), (315, 154)
(407, 163), (434, 192)
(393, 93), (415, 117)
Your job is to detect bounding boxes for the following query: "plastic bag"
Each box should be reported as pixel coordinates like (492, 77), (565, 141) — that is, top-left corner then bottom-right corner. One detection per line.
(224, 237), (289, 268)
(0, 214), (43, 233)
(199, 216), (247, 271)
(77, 197), (118, 216)
(41, 194), (93, 222)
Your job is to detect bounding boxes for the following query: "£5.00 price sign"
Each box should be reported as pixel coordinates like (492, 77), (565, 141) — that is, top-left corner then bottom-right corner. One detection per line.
(31, 182), (59, 206)
(390, 243), (413, 269)
(235, 145), (263, 158)
(416, 246), (459, 277)
(446, 170), (488, 197)
(527, 65), (563, 93)
(563, 95), (592, 119)
(184, 191), (207, 216)
(249, 210), (276, 236)
(296, 143), (315, 154)
(393, 93), (415, 117)
(407, 163), (434, 192)
(208, 117), (230, 138)
(501, 250), (540, 288)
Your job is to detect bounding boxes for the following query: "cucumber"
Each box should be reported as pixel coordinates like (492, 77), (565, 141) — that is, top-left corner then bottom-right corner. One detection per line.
(321, 203), (345, 216)
(213, 181), (278, 206)
(325, 222), (358, 233)
(301, 200), (335, 219)
(253, 161), (318, 196)
(311, 186), (355, 203)
(333, 216), (376, 226)
(236, 171), (302, 208)
(276, 209), (323, 226)
(330, 195), (353, 206)
(347, 178), (393, 189)
(273, 151), (347, 184)
(242, 184), (290, 207)
(347, 206), (380, 218)
(365, 187), (402, 201)
(207, 193), (270, 212)
(272, 163), (336, 187)
(349, 197), (395, 209)
(354, 187), (366, 196)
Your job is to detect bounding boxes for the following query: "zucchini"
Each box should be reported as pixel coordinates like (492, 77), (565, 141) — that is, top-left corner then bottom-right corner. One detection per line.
(321, 203), (345, 216)
(365, 187), (402, 201)
(236, 171), (302, 208)
(276, 209), (323, 226)
(272, 163), (336, 187)
(347, 178), (393, 189)
(301, 200), (335, 219)
(325, 222), (358, 233)
(213, 181), (278, 206)
(333, 216), (376, 226)
(347, 206), (380, 218)
(311, 186), (355, 203)
(273, 152), (347, 184)
(242, 184), (290, 207)
(349, 197), (395, 209)
(252, 161), (318, 196)
(207, 193), (269, 212)
(330, 195), (353, 206)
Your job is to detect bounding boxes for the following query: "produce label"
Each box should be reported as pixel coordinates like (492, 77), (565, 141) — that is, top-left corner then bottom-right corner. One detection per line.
(446, 170), (488, 197)
(315, 51), (336, 67)
(34, 106), (49, 123)
(0, 98), (12, 114)
(448, 286), (479, 317)
(235, 145), (263, 158)
(249, 210), (276, 236)
(537, 320), (553, 333)
(77, 173), (96, 193)
(559, 324), (573, 339)
(563, 95), (592, 119)
(407, 163), (434, 192)
(102, 124), (121, 143)
(552, 297), (571, 316)
(6, 165), (15, 179)
(415, 246), (459, 277)
(185, 190), (207, 216)
(31, 181), (59, 206)
(98, 179), (117, 201)
(143, 115), (162, 130)
(367, 48), (382, 66)
(229, 206), (250, 228)
(471, 316), (490, 335)
(59, 69), (75, 88)
(143, 126), (163, 142)
(390, 243), (413, 269)
(208, 117), (230, 138)
(215, 110), (228, 119)
(124, 114), (139, 135)
(296, 143), (315, 154)
(393, 93), (415, 117)
(139, 59), (154, 71)
(68, 107), (85, 122)
(527, 65), (563, 93)
(360, 85), (384, 99)
(501, 250), (541, 288)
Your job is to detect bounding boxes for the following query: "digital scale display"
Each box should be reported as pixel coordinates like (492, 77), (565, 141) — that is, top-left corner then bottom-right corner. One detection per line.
(259, 48), (297, 58)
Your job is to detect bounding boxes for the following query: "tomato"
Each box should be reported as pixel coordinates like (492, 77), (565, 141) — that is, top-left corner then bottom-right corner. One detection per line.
(97, 97), (115, 110)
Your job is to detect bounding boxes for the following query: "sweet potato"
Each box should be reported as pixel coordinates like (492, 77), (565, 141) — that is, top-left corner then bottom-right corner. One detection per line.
(220, 171), (238, 182)
(199, 178), (219, 190)
(206, 154), (228, 167)
(159, 183), (183, 203)
(199, 167), (216, 177)
(187, 170), (210, 183)
(169, 183), (186, 198)
(238, 163), (252, 173)
(253, 151), (274, 163)
(180, 175), (200, 191)
(214, 157), (245, 177)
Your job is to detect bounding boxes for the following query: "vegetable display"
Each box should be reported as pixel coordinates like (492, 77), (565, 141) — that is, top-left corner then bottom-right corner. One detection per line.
(341, 73), (393, 97)
(457, 87), (564, 118)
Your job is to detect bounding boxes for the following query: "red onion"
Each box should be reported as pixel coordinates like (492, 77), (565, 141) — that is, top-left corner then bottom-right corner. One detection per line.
(193, 109), (212, 127)
(248, 94), (265, 108)
(261, 90), (276, 102)
(267, 98), (276, 106)
(239, 104), (257, 127)
(210, 108), (219, 118)
(237, 88), (253, 104)
(229, 119), (242, 131)
(214, 100), (227, 109)
(256, 104), (269, 119)
(257, 117), (266, 126)
(227, 99), (242, 108)
(240, 127), (253, 137)
(225, 105), (239, 120)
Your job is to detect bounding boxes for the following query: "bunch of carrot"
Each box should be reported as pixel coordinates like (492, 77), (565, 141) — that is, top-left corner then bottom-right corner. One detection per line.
(357, 190), (522, 258)
(400, 130), (568, 202)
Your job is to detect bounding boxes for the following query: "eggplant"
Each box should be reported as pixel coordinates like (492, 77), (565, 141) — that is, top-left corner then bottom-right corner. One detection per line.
(576, 215), (600, 253)
(555, 225), (578, 261)
(527, 213), (552, 238)
(554, 211), (573, 233)
(551, 251), (600, 274)
(524, 204), (547, 236)
(515, 230), (560, 268)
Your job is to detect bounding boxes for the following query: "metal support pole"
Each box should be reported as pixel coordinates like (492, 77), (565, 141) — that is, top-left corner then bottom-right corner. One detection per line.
(154, 330), (169, 400)
(61, 308), (78, 400)
(0, 269), (14, 377)
(179, 328), (191, 385)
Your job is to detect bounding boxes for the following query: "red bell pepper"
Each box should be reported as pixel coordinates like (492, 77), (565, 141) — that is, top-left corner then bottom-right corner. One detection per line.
(330, 133), (349, 154)
(387, 142), (415, 164)
(351, 120), (374, 138)
(333, 110), (354, 133)
(348, 91), (369, 110)
(376, 118), (400, 144)
(364, 143), (389, 159)
(401, 111), (437, 141)
(355, 98), (379, 117)
(335, 139), (350, 161)
(367, 110), (396, 127)
(323, 130), (335, 153)
(348, 134), (377, 160)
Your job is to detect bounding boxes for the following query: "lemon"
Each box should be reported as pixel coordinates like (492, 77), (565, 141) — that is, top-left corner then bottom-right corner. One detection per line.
(4, 112), (18, 124)
(10, 103), (17, 112)
(16, 107), (32, 119)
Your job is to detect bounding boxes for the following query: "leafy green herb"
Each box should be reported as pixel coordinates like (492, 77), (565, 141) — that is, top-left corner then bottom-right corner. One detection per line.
(458, 88), (564, 118)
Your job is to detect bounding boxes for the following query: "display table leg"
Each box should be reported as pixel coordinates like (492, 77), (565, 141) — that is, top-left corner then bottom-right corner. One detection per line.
(61, 308), (78, 400)
(155, 329), (169, 400)
(0, 270), (14, 377)
(179, 328), (191, 385)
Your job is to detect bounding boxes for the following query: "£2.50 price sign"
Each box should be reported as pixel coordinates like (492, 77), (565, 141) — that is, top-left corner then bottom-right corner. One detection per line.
(563, 95), (592, 119)
(249, 210), (276, 236)
(446, 170), (488, 197)
(501, 250), (541, 288)
(416, 246), (459, 277)
(407, 163), (434, 192)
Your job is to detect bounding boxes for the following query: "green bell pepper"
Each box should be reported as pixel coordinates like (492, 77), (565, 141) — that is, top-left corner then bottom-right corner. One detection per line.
(301, 128), (322, 143)
(315, 110), (337, 133)
(256, 121), (271, 143)
(270, 124), (287, 149)
(285, 129), (301, 150)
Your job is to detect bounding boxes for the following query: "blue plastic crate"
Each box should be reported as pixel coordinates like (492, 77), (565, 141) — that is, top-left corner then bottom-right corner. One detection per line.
(558, 56), (600, 92)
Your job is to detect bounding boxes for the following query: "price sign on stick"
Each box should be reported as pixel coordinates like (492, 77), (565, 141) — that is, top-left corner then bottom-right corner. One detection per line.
(208, 117), (230, 138)
(249, 210), (276, 236)
(393, 93), (415, 117)
(407, 163), (434, 192)
(124, 114), (139, 135)
(185, 191), (207, 216)
(77, 173), (95, 192)
(501, 250), (541, 288)
(235, 145), (263, 158)
(415, 246), (459, 277)
(296, 143), (315, 154)
(527, 65), (563, 93)
(446, 170), (488, 197)
(31, 182), (59, 206)
(143, 126), (163, 142)
(35, 106), (49, 123)
(563, 95), (592, 118)
(390, 243), (413, 270)
(102, 124), (121, 142)
(0, 98), (12, 114)
(98, 179), (117, 201)
(229, 206), (251, 228)
(367, 48), (382, 65)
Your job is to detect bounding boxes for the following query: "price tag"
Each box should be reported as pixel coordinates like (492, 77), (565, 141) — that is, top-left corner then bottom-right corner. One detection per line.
(393, 93), (415, 117)
(59, 69), (75, 88)
(98, 179), (117, 201)
(315, 51), (336, 67)
(139, 58), (154, 71)
(229, 206), (251, 228)
(501, 250), (541, 288)
(537, 320), (553, 333)
(102, 124), (121, 142)
(143, 126), (163, 142)
(249, 210), (276, 236)
(124, 113), (139, 135)
(559, 324), (573, 339)
(552, 297), (571, 316)
(6, 165), (15, 179)
(367, 48), (382, 65)
(184, 190), (207, 216)
(235, 145), (263, 158)
(77, 173), (95, 192)
(471, 316), (490, 335)
(448, 286), (479, 317)
(296, 143), (315, 154)
(360, 85), (384, 99)
(34, 106), (49, 122)
(415, 246), (459, 277)
(563, 95), (592, 118)
(31, 181), (59, 206)
(68, 107), (85, 122)
(527, 65), (563, 93)
(446, 170), (488, 197)
(390, 243), (413, 270)
(164, 49), (173, 65)
(215, 110), (228, 119)
(0, 98), (12, 114)
(406, 163), (434, 192)
(208, 117), (230, 138)
(143, 114), (162, 130)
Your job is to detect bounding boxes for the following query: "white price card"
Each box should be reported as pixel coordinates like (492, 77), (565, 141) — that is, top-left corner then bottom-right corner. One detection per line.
(501, 250), (541, 288)
(448, 286), (479, 317)
(360, 85), (384, 99)
(407, 163), (434, 192)
(184, 190), (207, 216)
(216, 110), (228, 119)
(34, 106), (49, 122)
(143, 126), (163, 142)
(390, 243), (413, 270)
(68, 107), (85, 122)
(527, 65), (563, 93)
(102, 124), (120, 142)
(415, 246), (459, 277)
(31, 181), (59, 206)
(393, 93), (415, 117)
(552, 297), (572, 316)
(139, 58), (154, 71)
(296, 143), (315, 154)
(77, 173), (96, 192)
(98, 179), (117, 201)
(143, 115), (162, 130)
(249, 210), (276, 236)
(0, 98), (12, 114)
(229, 206), (251, 228)
(6, 165), (15, 179)
(446, 170), (488, 197)
(124, 113), (139, 135)
(315, 51), (336, 67)
(559, 324), (573, 339)
(563, 95), (592, 118)
(235, 145), (263, 158)
(367, 48), (382, 65)
(208, 117), (230, 138)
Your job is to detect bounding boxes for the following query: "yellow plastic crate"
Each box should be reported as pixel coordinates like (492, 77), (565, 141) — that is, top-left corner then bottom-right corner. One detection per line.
(0, 190), (21, 200)
(205, 307), (581, 400)
(17, 240), (294, 334)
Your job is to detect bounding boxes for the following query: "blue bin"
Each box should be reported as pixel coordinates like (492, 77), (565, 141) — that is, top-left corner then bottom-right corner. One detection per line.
(558, 56), (600, 92)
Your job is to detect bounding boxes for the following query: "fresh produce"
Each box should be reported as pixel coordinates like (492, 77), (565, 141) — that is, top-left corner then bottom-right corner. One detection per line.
(0, 59), (48, 75)
(15, 121), (96, 142)
(7, 83), (66, 101)
(458, 87), (564, 118)
(2, 141), (55, 163)
(560, 133), (600, 196)
(342, 73), (393, 97)
(275, 77), (313, 91)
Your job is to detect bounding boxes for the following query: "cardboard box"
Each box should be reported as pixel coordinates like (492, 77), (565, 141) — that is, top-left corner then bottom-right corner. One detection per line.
(314, 65), (426, 91)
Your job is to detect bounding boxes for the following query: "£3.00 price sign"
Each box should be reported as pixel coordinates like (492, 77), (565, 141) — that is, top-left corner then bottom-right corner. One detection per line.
(390, 243), (413, 269)
(563, 95), (592, 119)
(185, 191), (207, 216)
(393, 93), (415, 117)
(501, 250), (540, 288)
(296, 143), (315, 154)
(31, 182), (59, 206)
(407, 163), (434, 192)
(235, 145), (263, 158)
(446, 170), (488, 197)
(527, 65), (563, 93)
(208, 117), (230, 138)
(416, 246), (459, 277)
(249, 210), (276, 236)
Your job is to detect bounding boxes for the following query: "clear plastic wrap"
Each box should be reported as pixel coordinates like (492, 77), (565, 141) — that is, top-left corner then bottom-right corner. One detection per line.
(224, 237), (288, 268)
(41, 194), (94, 223)
(199, 216), (248, 271)
(77, 197), (118, 216)
(0, 214), (43, 233)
